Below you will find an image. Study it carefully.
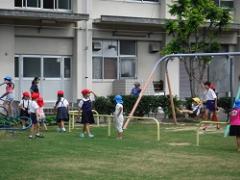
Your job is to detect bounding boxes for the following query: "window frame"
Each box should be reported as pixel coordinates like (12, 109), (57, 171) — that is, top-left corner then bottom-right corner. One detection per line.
(14, 0), (72, 12)
(14, 55), (72, 80)
(92, 40), (137, 80)
(112, 0), (160, 4)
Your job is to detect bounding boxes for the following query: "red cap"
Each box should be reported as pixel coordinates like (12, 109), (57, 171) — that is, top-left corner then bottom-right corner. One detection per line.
(57, 90), (64, 95)
(22, 91), (30, 97)
(81, 89), (91, 95)
(37, 97), (44, 107)
(31, 92), (39, 100)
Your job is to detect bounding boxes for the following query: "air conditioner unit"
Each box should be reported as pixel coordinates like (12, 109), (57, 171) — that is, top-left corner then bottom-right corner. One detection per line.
(92, 41), (102, 51)
(149, 43), (160, 53)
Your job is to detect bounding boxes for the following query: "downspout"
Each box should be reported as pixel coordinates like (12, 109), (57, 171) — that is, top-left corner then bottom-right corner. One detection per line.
(85, 0), (90, 88)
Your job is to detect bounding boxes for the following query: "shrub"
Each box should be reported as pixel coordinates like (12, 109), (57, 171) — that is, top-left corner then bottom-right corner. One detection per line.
(94, 96), (114, 114)
(218, 97), (233, 114)
(45, 115), (56, 125)
(94, 95), (182, 117)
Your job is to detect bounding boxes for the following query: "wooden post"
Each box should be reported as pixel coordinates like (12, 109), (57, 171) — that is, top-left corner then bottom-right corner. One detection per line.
(166, 68), (177, 124)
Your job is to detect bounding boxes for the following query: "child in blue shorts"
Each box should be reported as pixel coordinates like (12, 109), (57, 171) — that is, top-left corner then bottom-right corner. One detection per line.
(202, 81), (218, 130)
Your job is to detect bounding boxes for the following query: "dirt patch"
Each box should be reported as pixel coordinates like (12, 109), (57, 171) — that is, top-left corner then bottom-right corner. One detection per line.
(168, 142), (191, 146)
(165, 127), (197, 132)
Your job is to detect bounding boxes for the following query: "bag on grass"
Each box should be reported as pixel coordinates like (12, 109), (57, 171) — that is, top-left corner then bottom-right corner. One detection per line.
(224, 124), (230, 137)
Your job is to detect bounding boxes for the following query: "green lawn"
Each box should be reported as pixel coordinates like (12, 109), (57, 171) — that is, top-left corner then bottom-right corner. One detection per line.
(0, 123), (239, 180)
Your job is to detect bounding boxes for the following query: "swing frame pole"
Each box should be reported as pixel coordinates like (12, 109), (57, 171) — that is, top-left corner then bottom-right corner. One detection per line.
(123, 52), (240, 129)
(165, 60), (177, 124)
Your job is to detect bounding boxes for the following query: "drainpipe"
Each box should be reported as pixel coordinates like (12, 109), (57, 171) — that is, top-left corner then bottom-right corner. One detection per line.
(85, 0), (90, 88)
(229, 56), (234, 104)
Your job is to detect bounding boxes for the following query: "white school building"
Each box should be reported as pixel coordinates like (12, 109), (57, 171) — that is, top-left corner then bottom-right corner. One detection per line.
(0, 0), (240, 104)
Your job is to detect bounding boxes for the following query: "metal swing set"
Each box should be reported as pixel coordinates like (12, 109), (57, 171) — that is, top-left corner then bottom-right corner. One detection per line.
(123, 52), (240, 129)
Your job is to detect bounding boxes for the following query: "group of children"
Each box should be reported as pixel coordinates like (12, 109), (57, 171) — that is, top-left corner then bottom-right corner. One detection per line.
(179, 81), (220, 128)
(1, 76), (240, 150)
(179, 81), (240, 151)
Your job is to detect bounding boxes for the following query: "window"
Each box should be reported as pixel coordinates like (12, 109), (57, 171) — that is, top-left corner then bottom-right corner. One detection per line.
(64, 58), (71, 78)
(93, 57), (103, 79)
(23, 57), (41, 77)
(43, 0), (54, 9)
(120, 58), (136, 78)
(15, 0), (22, 7)
(58, 0), (71, 10)
(14, 57), (19, 78)
(214, 0), (234, 9)
(104, 58), (118, 79)
(132, 0), (160, 2)
(43, 58), (61, 78)
(15, 0), (71, 10)
(16, 55), (71, 79)
(120, 40), (136, 55)
(92, 40), (137, 80)
(27, 0), (40, 8)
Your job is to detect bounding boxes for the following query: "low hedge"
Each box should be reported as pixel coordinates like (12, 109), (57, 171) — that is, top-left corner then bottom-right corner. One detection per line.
(218, 97), (233, 114)
(94, 95), (182, 117)
(94, 95), (234, 117)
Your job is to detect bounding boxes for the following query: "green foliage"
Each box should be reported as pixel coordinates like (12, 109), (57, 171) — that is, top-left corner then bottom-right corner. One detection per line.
(163, 0), (231, 97)
(94, 95), (182, 117)
(45, 115), (56, 124)
(218, 97), (233, 114)
(164, 0), (231, 55)
(94, 96), (115, 114)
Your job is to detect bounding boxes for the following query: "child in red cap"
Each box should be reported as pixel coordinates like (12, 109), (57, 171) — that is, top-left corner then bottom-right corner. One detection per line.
(29, 92), (43, 139)
(37, 97), (47, 131)
(54, 90), (69, 132)
(79, 89), (96, 138)
(19, 91), (31, 129)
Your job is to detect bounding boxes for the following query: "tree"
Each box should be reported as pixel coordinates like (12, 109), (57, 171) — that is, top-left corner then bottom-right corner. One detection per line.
(162, 0), (231, 97)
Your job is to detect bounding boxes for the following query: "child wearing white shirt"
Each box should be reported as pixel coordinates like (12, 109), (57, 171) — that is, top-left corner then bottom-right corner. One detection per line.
(19, 91), (31, 129)
(54, 90), (69, 132)
(29, 93), (43, 139)
(114, 95), (124, 140)
(202, 81), (219, 130)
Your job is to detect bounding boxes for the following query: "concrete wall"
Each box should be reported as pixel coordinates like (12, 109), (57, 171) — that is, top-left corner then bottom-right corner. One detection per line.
(0, 26), (15, 96)
(165, 59), (180, 96)
(92, 0), (164, 19)
(137, 41), (161, 80)
(0, 0), (14, 9)
(234, 0), (240, 23)
(15, 37), (73, 55)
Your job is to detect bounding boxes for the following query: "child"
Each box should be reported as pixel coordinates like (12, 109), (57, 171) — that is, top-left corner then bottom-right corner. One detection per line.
(130, 82), (141, 96)
(19, 91), (31, 129)
(37, 97), (47, 131)
(79, 89), (96, 138)
(229, 99), (240, 152)
(114, 95), (124, 139)
(30, 77), (40, 95)
(54, 90), (69, 132)
(29, 93), (43, 139)
(0, 76), (14, 117)
(178, 97), (202, 118)
(202, 81), (218, 129)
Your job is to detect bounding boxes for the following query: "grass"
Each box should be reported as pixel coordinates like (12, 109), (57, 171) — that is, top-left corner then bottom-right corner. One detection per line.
(0, 123), (239, 180)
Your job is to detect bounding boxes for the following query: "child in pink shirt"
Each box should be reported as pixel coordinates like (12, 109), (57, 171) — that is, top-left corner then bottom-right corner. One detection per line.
(229, 99), (240, 151)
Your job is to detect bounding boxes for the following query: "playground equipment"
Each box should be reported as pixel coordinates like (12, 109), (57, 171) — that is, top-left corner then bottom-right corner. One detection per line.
(68, 110), (160, 141)
(124, 52), (240, 129)
(68, 110), (100, 132)
(196, 121), (228, 146)
(0, 115), (32, 131)
(0, 99), (32, 131)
